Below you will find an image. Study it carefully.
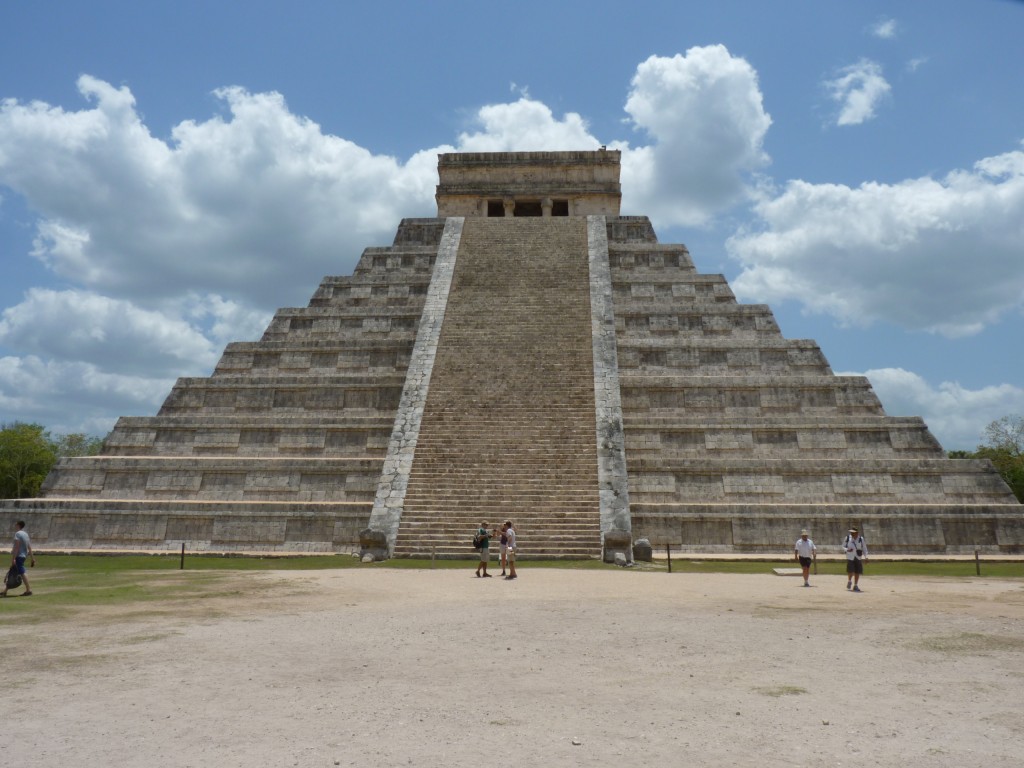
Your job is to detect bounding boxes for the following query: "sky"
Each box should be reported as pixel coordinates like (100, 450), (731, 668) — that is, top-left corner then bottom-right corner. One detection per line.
(1, 0), (1022, 451)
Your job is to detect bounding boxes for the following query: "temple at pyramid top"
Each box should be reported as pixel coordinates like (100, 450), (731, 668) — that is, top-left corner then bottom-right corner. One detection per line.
(435, 150), (622, 217)
(3, 149), (1020, 559)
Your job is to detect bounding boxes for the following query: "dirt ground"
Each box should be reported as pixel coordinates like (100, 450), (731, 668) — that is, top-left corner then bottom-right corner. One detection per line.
(5, 566), (1024, 767)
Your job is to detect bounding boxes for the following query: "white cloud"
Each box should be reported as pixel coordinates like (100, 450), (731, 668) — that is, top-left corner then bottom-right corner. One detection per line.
(825, 60), (891, 126)
(621, 46), (772, 226)
(454, 98), (596, 151)
(906, 57), (929, 73)
(0, 77), (439, 312)
(871, 18), (897, 40)
(853, 367), (1024, 451)
(728, 146), (1024, 336)
(0, 354), (172, 435)
(0, 289), (220, 376)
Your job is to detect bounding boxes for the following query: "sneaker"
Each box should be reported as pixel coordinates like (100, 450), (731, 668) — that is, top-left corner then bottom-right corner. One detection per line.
(847, 581), (852, 590)
(803, 582), (810, 587)
(483, 573), (493, 578)
(22, 591), (32, 596)
(852, 586), (861, 592)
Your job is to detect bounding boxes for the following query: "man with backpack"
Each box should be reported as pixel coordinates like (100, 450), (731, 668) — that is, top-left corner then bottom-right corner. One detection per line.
(1, 520), (35, 597)
(843, 527), (868, 592)
(474, 522), (493, 578)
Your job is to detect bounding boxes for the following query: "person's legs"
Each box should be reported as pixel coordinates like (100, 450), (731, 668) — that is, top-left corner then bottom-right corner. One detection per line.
(500, 546), (507, 576)
(846, 562), (854, 589)
(507, 550), (516, 579)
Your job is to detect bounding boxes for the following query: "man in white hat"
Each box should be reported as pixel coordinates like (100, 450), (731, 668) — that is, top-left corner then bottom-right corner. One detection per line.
(793, 529), (816, 587)
(843, 527), (868, 591)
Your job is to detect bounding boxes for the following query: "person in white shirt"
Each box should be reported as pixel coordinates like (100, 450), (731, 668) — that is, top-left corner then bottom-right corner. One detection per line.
(503, 521), (517, 580)
(843, 527), (868, 592)
(793, 530), (816, 587)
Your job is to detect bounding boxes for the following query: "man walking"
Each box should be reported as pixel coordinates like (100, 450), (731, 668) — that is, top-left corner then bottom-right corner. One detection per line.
(794, 529), (816, 587)
(1, 520), (35, 597)
(843, 527), (868, 592)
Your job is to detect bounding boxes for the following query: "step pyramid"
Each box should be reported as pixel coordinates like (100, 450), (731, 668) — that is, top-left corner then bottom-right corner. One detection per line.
(3, 151), (1019, 558)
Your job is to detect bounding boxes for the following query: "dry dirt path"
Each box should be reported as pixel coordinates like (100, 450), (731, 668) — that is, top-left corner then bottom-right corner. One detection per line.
(5, 568), (1024, 767)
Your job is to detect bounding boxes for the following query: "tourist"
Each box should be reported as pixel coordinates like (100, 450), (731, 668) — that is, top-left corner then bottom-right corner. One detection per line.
(1, 520), (35, 597)
(499, 522), (509, 576)
(843, 527), (868, 592)
(794, 529), (816, 587)
(504, 520), (517, 580)
(474, 522), (493, 577)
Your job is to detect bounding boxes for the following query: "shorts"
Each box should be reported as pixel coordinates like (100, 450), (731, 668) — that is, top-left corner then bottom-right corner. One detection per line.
(14, 556), (26, 575)
(846, 558), (864, 575)
(798, 556), (812, 568)
(506, 548), (516, 563)
(478, 547), (490, 563)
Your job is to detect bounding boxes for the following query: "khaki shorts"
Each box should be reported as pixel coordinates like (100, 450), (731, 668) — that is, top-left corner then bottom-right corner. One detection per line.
(478, 548), (490, 563)
(506, 548), (516, 563)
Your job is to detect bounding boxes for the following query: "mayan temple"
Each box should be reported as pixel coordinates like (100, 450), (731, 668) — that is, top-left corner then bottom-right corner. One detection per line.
(4, 150), (1020, 558)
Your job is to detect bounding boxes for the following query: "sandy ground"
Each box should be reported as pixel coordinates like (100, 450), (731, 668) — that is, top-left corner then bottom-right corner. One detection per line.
(5, 566), (1024, 768)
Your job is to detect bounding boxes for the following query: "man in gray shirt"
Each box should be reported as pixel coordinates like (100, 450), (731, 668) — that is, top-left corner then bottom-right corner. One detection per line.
(2, 520), (35, 597)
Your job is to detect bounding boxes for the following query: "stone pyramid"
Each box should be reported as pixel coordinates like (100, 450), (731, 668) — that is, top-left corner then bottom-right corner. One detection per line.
(4, 151), (1020, 558)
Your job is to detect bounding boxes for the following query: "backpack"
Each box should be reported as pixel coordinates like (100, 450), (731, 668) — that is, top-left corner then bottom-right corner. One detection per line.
(472, 533), (483, 550)
(4, 566), (22, 590)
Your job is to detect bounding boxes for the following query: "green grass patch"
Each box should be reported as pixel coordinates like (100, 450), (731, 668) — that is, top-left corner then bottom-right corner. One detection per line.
(917, 632), (1024, 654)
(24, 553), (1024, 578)
(3, 554), (1021, 627)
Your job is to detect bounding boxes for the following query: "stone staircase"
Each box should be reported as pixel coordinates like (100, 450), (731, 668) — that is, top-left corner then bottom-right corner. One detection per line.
(393, 217), (602, 558)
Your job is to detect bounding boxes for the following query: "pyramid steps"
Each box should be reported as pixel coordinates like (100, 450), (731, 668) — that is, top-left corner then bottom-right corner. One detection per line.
(393, 217), (602, 559)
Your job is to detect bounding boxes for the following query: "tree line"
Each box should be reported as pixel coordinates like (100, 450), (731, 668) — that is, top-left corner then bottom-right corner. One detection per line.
(0, 422), (104, 499)
(948, 415), (1024, 503)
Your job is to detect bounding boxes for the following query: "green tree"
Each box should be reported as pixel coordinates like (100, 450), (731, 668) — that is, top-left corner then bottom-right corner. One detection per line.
(952, 416), (1024, 503)
(52, 432), (104, 458)
(0, 422), (57, 498)
(0, 424), (104, 499)
(978, 415), (1024, 503)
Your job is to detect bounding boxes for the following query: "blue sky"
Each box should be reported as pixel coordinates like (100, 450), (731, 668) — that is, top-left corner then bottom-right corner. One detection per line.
(1, 0), (1022, 450)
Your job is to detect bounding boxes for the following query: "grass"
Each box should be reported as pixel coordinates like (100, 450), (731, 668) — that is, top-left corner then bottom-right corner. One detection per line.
(1, 553), (1019, 619)
(19, 553), (1024, 577)
(916, 632), (1024, 655)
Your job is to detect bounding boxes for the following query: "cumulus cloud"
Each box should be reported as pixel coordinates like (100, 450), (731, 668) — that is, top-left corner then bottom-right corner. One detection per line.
(454, 98), (596, 152)
(871, 18), (897, 40)
(0, 289), (219, 376)
(728, 146), (1024, 336)
(853, 367), (1024, 451)
(621, 46), (772, 226)
(825, 60), (891, 126)
(0, 354), (172, 435)
(0, 77), (438, 311)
